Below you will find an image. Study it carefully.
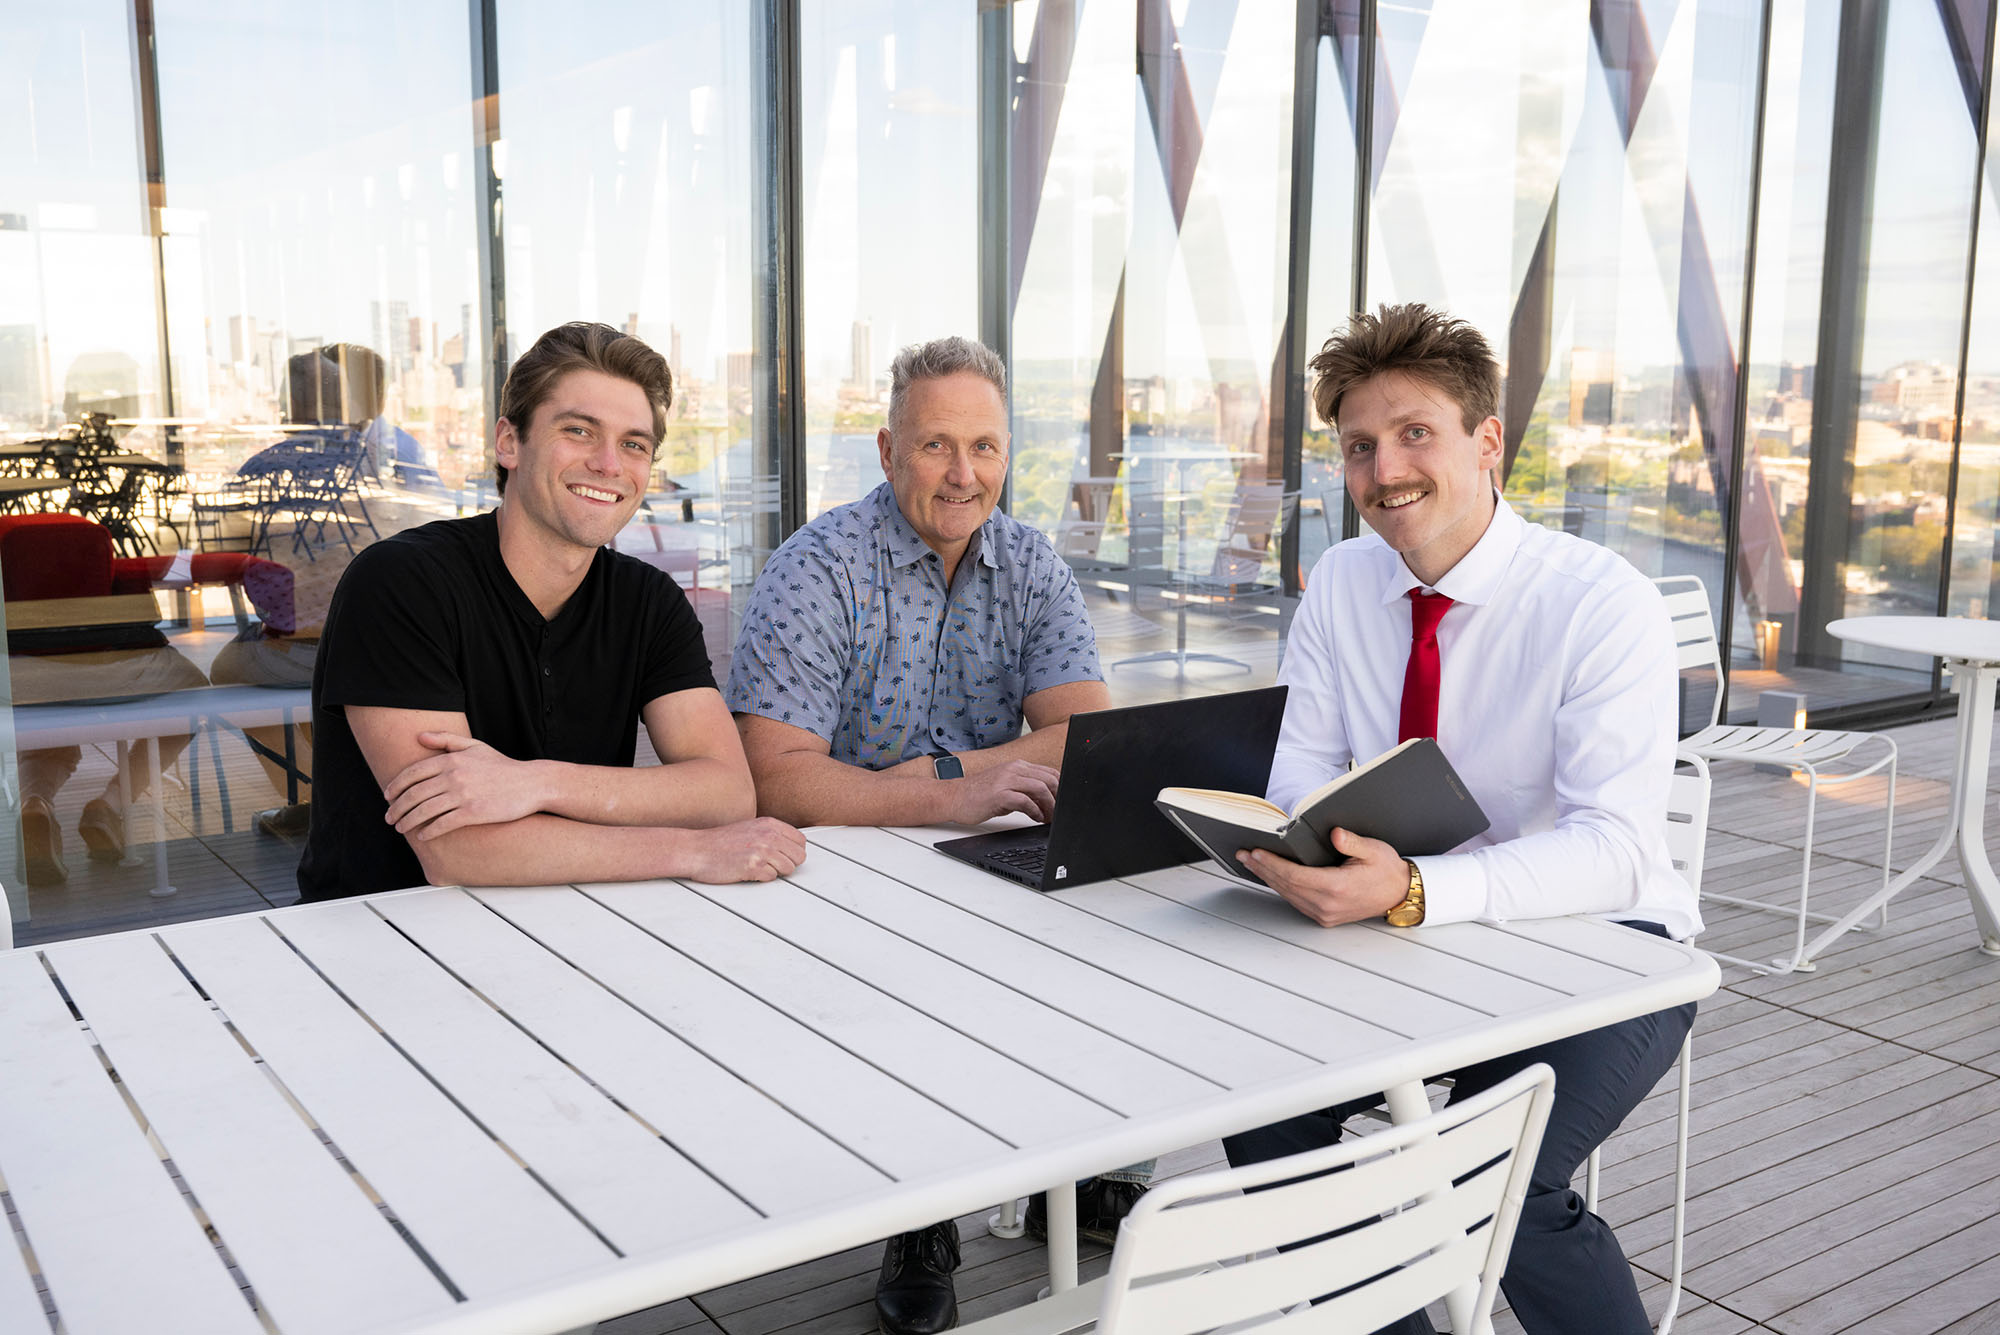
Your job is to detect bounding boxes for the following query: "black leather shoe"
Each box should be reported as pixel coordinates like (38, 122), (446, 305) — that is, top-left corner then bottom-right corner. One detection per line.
(1025, 1176), (1147, 1246)
(875, 1219), (960, 1334)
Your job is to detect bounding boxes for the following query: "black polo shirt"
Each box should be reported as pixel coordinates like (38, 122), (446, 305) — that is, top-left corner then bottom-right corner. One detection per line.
(297, 511), (715, 901)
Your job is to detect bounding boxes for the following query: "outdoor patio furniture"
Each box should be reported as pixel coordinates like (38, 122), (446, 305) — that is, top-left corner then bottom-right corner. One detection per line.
(1817, 616), (2000, 961)
(1655, 574), (1899, 974)
(0, 825), (1716, 1332)
(1578, 751), (1711, 1335)
(959, 1063), (1556, 1335)
(1114, 480), (1298, 674)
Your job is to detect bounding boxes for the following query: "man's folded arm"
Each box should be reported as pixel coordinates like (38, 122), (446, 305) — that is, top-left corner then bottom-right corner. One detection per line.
(351, 704), (797, 887)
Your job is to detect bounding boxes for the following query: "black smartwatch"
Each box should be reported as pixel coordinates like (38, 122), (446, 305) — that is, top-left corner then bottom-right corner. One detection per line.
(930, 752), (964, 780)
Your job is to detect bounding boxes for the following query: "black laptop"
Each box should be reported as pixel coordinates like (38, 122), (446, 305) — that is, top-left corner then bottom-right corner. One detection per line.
(934, 685), (1288, 890)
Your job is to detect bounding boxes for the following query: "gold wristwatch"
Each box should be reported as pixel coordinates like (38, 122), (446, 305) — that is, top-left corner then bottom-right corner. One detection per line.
(1386, 859), (1426, 927)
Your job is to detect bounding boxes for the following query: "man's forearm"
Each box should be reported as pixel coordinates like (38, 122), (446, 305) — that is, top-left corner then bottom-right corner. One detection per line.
(411, 812), (720, 887)
(955, 721), (1069, 772)
(748, 751), (959, 828)
(533, 756), (754, 828)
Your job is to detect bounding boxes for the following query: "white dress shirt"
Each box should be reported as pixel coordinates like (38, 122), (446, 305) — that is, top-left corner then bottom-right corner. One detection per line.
(1271, 497), (1701, 939)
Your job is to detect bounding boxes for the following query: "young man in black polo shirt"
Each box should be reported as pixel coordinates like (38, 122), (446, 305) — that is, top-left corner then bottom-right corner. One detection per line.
(298, 322), (805, 901)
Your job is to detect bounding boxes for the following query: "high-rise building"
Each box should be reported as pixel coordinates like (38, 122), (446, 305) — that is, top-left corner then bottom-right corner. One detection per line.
(851, 319), (872, 390)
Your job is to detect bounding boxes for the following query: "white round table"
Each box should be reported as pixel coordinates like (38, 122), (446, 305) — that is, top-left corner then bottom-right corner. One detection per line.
(1824, 616), (2000, 957)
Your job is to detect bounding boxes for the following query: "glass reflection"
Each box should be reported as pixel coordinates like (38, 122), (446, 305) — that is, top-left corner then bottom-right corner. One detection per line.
(1010, 0), (1299, 685)
(799, 0), (976, 521)
(497, 0), (756, 667)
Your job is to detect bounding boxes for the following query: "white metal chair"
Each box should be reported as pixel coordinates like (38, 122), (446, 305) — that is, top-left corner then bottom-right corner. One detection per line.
(960, 1063), (1556, 1335)
(1654, 574), (1897, 974)
(1575, 752), (1709, 1335)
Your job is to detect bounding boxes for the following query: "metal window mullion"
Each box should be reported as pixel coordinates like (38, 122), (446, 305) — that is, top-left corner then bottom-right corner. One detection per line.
(129, 0), (176, 425)
(1342, 0), (1376, 543)
(1937, 0), (2000, 633)
(469, 0), (506, 451)
(980, 0), (1013, 511)
(1277, 0), (1324, 594)
(1716, 0), (1779, 723)
(754, 0), (806, 545)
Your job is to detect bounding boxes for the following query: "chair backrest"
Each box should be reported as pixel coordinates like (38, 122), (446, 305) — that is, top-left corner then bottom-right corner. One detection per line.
(1091, 1063), (1555, 1335)
(1666, 752), (1712, 897)
(1206, 482), (1299, 587)
(1652, 574), (1725, 732)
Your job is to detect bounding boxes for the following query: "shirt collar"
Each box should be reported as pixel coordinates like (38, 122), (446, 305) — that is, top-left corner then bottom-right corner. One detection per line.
(1380, 493), (1522, 607)
(871, 480), (1004, 573)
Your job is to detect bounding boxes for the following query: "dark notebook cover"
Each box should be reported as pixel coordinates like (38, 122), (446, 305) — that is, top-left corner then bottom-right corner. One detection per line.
(1154, 737), (1489, 888)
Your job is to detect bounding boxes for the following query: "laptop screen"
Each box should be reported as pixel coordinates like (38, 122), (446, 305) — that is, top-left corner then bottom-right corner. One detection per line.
(1038, 684), (1289, 887)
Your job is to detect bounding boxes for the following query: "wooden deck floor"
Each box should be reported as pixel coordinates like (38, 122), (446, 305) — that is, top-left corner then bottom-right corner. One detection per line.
(7, 596), (2000, 1333)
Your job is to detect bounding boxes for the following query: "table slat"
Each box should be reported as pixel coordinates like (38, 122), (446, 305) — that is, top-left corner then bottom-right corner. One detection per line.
(1057, 879), (1491, 1034)
(0, 1210), (46, 1335)
(1129, 866), (1603, 1002)
(1495, 916), (1690, 973)
(48, 932), (453, 1335)
(689, 864), (1218, 1112)
(163, 915), (614, 1299)
(474, 886), (1005, 1179)
(0, 952), (262, 1335)
(811, 828), (1398, 1064)
(272, 900), (758, 1254)
(790, 843), (1313, 1087)
(585, 881), (1116, 1146)
(378, 888), (888, 1215)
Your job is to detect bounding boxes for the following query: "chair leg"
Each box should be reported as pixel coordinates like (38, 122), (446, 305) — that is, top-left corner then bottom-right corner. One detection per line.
(988, 1197), (1025, 1240)
(1583, 1033), (1690, 1335)
(1656, 1032), (1692, 1334)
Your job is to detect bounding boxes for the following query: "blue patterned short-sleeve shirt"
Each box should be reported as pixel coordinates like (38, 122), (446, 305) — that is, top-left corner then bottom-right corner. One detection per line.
(725, 481), (1103, 768)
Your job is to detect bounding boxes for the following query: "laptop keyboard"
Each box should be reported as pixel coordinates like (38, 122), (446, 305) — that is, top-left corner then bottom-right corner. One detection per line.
(987, 844), (1048, 874)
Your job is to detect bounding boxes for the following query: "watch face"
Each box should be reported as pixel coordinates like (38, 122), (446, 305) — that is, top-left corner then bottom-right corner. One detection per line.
(931, 753), (964, 780)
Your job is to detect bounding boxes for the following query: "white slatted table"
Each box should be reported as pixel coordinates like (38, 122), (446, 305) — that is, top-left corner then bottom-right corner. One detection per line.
(0, 824), (1717, 1335)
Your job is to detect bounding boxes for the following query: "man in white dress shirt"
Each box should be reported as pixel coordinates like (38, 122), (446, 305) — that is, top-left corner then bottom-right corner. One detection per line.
(1223, 304), (1700, 1335)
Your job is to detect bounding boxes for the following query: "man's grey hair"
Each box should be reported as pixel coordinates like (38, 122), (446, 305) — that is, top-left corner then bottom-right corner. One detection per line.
(886, 336), (1008, 433)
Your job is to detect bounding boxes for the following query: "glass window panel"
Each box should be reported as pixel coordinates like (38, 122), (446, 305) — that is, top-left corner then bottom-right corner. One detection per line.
(1761, 0), (1981, 710)
(799, 0), (976, 520)
(1368, 1), (1758, 712)
(0, 1), (163, 432)
(1, 1), (165, 941)
(1300, 26), (1360, 578)
(1732, 0), (1839, 713)
(1838, 0), (1976, 679)
(1010, 0), (1298, 691)
(496, 0), (758, 649)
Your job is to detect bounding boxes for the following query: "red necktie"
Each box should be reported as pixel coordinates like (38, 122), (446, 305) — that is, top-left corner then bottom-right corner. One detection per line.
(1399, 590), (1454, 743)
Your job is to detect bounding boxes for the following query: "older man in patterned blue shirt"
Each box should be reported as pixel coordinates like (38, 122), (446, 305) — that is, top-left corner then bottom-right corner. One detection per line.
(726, 335), (1118, 1335)
(727, 335), (1108, 828)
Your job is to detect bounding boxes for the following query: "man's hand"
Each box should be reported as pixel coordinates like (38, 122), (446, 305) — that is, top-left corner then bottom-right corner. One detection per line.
(1241, 827), (1410, 927)
(678, 817), (809, 883)
(383, 731), (545, 839)
(940, 759), (1061, 825)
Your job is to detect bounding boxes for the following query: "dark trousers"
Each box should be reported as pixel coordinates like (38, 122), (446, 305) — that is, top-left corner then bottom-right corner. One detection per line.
(1220, 922), (1696, 1335)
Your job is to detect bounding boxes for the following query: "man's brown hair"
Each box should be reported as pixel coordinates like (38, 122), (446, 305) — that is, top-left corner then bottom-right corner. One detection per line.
(495, 322), (672, 494)
(1309, 304), (1500, 433)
